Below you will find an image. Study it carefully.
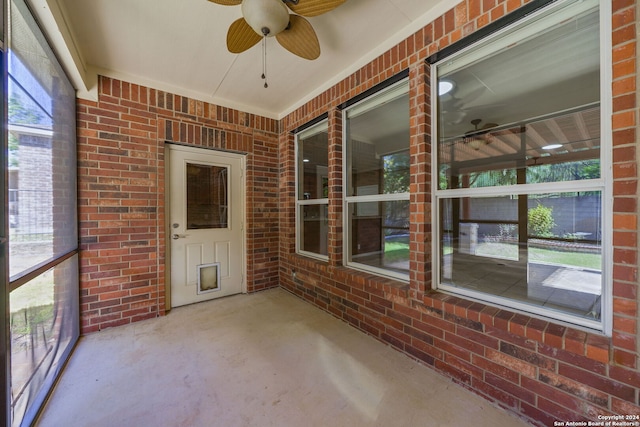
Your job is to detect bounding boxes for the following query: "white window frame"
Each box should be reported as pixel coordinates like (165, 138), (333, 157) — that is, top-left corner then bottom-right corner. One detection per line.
(431, 0), (612, 334)
(295, 119), (329, 261)
(343, 79), (410, 282)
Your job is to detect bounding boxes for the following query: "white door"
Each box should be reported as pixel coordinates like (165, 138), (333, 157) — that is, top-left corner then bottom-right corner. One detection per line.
(168, 144), (245, 308)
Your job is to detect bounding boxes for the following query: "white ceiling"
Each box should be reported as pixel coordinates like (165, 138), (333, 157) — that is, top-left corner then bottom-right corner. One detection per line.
(30, 0), (458, 119)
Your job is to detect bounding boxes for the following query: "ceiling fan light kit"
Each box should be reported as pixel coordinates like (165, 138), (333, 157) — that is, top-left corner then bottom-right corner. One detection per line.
(438, 80), (454, 96)
(462, 118), (497, 150)
(242, 0), (289, 37)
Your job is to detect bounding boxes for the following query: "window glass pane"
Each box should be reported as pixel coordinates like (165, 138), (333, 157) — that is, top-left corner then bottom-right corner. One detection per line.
(437, 0), (600, 190)
(346, 87), (409, 196)
(435, 0), (603, 328)
(10, 255), (79, 425)
(382, 151), (410, 193)
(297, 123), (328, 200)
(440, 197), (519, 261)
(296, 120), (329, 259)
(9, 1), (80, 425)
(187, 164), (228, 229)
(440, 192), (602, 322)
(299, 205), (328, 256)
(525, 107), (600, 183)
(348, 200), (410, 275)
(344, 79), (410, 279)
(349, 148), (411, 197)
(439, 108), (600, 190)
(8, 0), (77, 279)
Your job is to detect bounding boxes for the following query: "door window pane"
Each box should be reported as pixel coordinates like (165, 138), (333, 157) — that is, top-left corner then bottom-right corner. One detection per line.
(187, 164), (228, 229)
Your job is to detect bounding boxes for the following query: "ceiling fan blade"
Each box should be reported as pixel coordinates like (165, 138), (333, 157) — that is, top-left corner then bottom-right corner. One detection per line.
(276, 15), (320, 60)
(227, 18), (261, 54)
(459, 103), (506, 112)
(208, 0), (242, 5)
(285, 0), (346, 17)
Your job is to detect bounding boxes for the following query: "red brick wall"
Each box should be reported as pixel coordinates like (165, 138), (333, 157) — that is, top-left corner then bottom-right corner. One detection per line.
(77, 76), (279, 333)
(279, 1), (640, 425)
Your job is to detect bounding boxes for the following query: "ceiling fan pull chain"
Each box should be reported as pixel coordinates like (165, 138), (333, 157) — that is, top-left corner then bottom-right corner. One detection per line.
(262, 33), (268, 89)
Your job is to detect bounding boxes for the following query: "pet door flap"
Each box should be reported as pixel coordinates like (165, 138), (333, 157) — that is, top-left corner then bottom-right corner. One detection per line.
(197, 263), (221, 294)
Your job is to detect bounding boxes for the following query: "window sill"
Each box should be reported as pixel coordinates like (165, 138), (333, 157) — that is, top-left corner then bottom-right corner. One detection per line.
(334, 266), (410, 297)
(295, 250), (329, 263)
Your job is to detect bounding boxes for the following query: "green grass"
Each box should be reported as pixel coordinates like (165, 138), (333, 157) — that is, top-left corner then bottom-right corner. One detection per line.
(384, 239), (410, 264)
(532, 247), (601, 269)
(10, 272), (54, 312)
(384, 239), (601, 270)
(11, 304), (54, 336)
(476, 242), (601, 270)
(9, 231), (53, 243)
(10, 273), (55, 346)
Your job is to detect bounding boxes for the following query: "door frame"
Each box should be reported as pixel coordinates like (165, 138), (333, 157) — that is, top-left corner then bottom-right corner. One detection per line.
(164, 143), (247, 311)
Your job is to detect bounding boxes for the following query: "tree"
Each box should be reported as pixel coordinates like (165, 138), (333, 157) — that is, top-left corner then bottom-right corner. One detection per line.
(527, 160), (600, 183)
(383, 151), (410, 235)
(9, 93), (45, 125)
(7, 93), (48, 168)
(383, 151), (410, 193)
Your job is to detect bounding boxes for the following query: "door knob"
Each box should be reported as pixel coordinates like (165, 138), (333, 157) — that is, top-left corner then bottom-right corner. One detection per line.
(172, 234), (187, 240)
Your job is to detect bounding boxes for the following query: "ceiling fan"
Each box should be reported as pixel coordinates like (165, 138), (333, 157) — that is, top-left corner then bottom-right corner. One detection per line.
(209, 0), (346, 61)
(462, 119), (498, 150)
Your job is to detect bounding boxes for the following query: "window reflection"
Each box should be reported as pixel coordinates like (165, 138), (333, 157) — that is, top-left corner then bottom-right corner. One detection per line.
(300, 205), (328, 256)
(298, 128), (329, 200)
(296, 120), (329, 259)
(435, 0), (603, 328)
(348, 200), (410, 276)
(440, 192), (602, 321)
(439, 107), (600, 190)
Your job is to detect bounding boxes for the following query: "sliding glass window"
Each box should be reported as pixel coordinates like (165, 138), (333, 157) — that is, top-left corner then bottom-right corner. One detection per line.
(344, 79), (410, 281)
(434, 0), (606, 331)
(296, 120), (329, 260)
(8, 0), (78, 425)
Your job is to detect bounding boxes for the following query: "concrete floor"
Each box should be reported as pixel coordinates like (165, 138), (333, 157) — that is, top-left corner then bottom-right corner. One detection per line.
(36, 288), (531, 427)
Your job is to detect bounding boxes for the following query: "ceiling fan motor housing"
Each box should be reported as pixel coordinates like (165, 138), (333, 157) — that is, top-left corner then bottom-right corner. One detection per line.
(242, 0), (290, 37)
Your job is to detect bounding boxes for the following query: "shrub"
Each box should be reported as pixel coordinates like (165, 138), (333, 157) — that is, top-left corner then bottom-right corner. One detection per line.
(528, 203), (555, 237)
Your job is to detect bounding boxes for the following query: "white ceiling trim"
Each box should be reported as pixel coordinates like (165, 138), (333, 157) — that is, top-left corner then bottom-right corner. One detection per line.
(91, 64), (280, 119)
